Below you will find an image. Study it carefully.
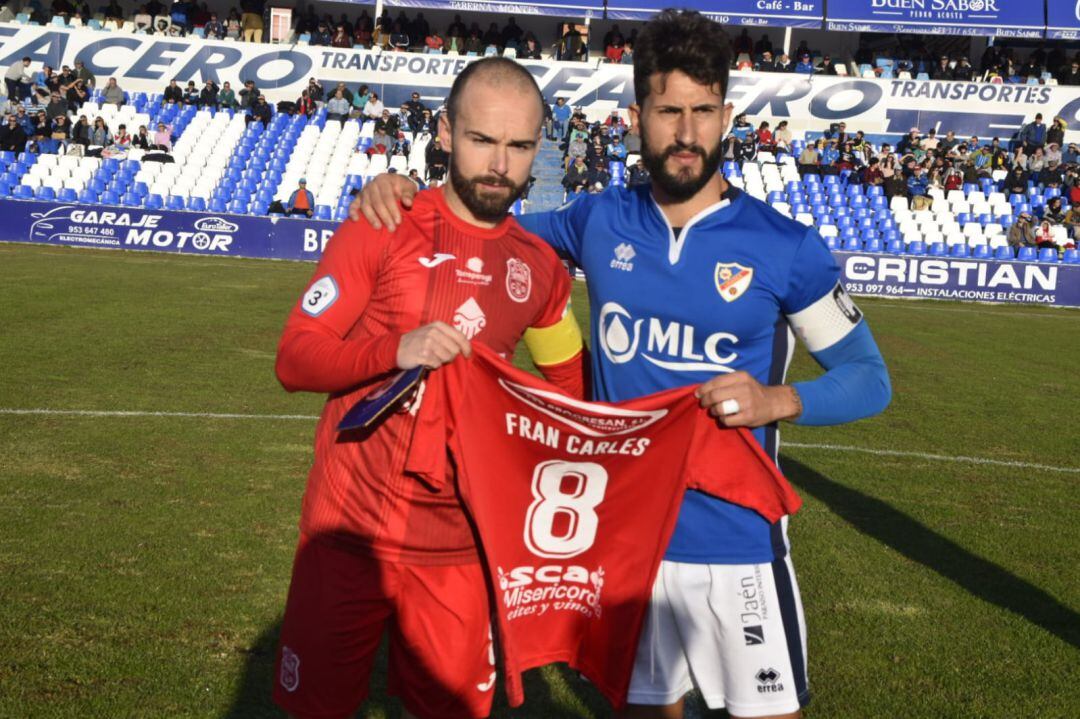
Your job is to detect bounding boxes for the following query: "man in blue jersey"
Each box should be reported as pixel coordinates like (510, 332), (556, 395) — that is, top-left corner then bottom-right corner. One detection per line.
(351, 10), (890, 719)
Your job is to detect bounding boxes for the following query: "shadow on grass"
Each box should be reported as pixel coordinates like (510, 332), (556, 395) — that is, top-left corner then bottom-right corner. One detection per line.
(783, 456), (1080, 650)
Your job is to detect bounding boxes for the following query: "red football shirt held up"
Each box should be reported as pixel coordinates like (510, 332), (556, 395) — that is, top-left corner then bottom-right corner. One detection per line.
(275, 187), (579, 564)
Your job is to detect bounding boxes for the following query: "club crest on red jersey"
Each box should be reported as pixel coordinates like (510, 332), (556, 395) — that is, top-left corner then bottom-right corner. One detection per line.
(280, 646), (300, 692)
(506, 258), (532, 303)
(714, 262), (754, 302)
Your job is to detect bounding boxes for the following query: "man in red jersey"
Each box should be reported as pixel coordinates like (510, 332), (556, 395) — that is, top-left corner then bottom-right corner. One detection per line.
(272, 58), (588, 719)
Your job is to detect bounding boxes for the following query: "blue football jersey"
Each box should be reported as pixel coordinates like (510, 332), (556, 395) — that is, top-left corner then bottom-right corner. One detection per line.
(519, 185), (853, 563)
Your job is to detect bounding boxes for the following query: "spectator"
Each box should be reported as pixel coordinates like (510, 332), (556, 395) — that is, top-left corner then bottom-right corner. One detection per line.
(241, 4), (263, 42)
(1043, 197), (1067, 225)
(225, 9), (242, 39)
(425, 29), (444, 53)
(797, 141), (819, 175)
(773, 120), (792, 153)
(374, 108), (400, 136)
(623, 125), (641, 154)
(310, 21), (331, 46)
(864, 156), (884, 186)
(306, 77), (324, 104)
(406, 168), (427, 190)
(66, 78), (87, 111)
(501, 16), (522, 49)
(218, 81), (238, 110)
(755, 50), (776, 72)
(551, 98), (571, 141)
(755, 121), (773, 150)
(183, 81), (199, 105)
(204, 12), (225, 39)
(367, 127), (392, 157)
(1040, 159), (1064, 188)
(199, 80), (219, 109)
(1062, 201), (1080, 240)
(1007, 212), (1037, 252)
(425, 136), (447, 183)
(566, 132), (588, 167)
(1059, 59), (1080, 86)
(1018, 113), (1046, 153)
(1064, 142), (1080, 166)
(73, 60), (94, 90)
(931, 56), (951, 80)
(326, 89), (350, 122)
(1046, 116), (1066, 150)
(239, 79), (260, 109)
(1028, 147), (1046, 174)
(607, 135), (627, 161)
(626, 157), (650, 187)
(906, 164), (929, 200)
(587, 159), (610, 192)
(562, 155), (588, 191)
(296, 89), (316, 117)
(1004, 165), (1029, 195)
(0, 114), (27, 152)
(390, 22), (410, 51)
(362, 92), (384, 120)
(817, 55), (837, 75)
(351, 84), (370, 116)
(896, 127), (920, 156)
(794, 53), (814, 74)
(411, 12), (430, 44)
(559, 24), (587, 62)
(953, 57), (974, 81)
(285, 179), (314, 217)
(132, 124), (152, 150)
(42, 90), (66, 121)
(89, 117), (111, 147)
(446, 14), (466, 52)
(113, 123), (131, 147)
(153, 122), (172, 150)
(730, 113), (753, 141)
(248, 95), (272, 126)
(163, 79), (183, 105)
(331, 23), (352, 48)
(1034, 220), (1056, 250)
(31, 65), (55, 104)
(134, 5), (153, 30)
(103, 77), (124, 107)
(67, 114), (89, 146)
(604, 24), (625, 63)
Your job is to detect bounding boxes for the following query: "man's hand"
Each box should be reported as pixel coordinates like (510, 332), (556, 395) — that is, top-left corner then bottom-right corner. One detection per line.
(349, 173), (419, 231)
(695, 372), (801, 428)
(396, 322), (471, 370)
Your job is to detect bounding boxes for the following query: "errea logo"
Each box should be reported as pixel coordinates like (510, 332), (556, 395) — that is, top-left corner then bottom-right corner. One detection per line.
(610, 243), (635, 272)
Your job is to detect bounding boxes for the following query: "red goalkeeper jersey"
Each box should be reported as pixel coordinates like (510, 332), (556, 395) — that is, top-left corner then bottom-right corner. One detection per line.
(408, 343), (803, 708)
(275, 188), (575, 565)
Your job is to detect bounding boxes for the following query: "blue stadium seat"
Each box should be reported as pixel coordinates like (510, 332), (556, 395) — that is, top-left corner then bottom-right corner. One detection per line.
(977, 213), (993, 226)
(145, 194), (164, 210)
(35, 186), (56, 201)
(188, 197), (207, 211)
(100, 191), (120, 205)
(315, 205), (332, 220)
(167, 195), (186, 211)
(864, 238), (883, 253)
(837, 217), (855, 229)
(227, 199), (248, 214)
(850, 196), (867, 209)
(89, 178), (107, 194)
(929, 242), (947, 256)
(865, 186), (883, 198)
(1017, 247), (1037, 261)
(906, 241), (926, 256)
(824, 236), (840, 251)
(120, 192), (141, 207)
(972, 245), (991, 259)
(1062, 249), (1079, 264)
(994, 246), (1014, 260)
(78, 189), (99, 204)
(210, 199), (229, 213)
(133, 181), (149, 197)
(1038, 248), (1058, 263)
(956, 212), (971, 226)
(950, 244), (969, 258)
(843, 237), (861, 251)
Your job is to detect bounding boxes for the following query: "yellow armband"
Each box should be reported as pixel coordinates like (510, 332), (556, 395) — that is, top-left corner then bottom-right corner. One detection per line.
(523, 305), (584, 367)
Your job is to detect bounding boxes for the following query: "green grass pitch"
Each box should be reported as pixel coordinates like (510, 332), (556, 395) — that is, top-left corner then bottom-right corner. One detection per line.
(1, 243), (1077, 718)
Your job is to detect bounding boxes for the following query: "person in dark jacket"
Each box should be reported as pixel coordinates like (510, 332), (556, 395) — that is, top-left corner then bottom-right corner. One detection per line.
(0, 114), (28, 152)
(163, 79), (183, 104)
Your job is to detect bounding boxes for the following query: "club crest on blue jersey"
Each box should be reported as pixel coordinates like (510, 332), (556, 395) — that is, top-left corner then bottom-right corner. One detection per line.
(714, 263), (754, 303)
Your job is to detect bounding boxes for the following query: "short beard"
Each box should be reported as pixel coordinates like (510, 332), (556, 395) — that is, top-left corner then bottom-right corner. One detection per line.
(641, 128), (723, 202)
(448, 154), (527, 223)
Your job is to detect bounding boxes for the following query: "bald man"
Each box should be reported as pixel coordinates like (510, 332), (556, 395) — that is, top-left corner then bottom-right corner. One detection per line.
(271, 58), (587, 719)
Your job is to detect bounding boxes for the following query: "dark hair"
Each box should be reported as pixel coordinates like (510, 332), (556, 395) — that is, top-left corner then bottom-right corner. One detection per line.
(445, 57), (544, 125)
(632, 10), (731, 105)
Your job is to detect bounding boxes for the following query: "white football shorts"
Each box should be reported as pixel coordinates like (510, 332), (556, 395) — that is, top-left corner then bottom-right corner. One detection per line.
(626, 556), (810, 717)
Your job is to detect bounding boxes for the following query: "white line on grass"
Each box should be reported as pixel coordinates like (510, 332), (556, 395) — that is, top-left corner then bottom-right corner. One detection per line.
(782, 442), (1080, 474)
(860, 301), (1080, 320)
(4, 407), (1078, 474)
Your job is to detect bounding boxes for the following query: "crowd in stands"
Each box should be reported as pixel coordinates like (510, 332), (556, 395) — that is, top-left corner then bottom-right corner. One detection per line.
(554, 104), (645, 196)
(726, 110), (1080, 252)
(4, 1), (1079, 84)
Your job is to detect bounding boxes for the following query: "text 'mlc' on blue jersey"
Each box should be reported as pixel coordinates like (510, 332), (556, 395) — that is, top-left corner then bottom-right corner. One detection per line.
(518, 185), (890, 564)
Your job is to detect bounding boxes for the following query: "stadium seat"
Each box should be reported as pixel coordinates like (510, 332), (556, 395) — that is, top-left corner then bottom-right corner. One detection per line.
(314, 205), (333, 220)
(1062, 249), (1079, 264)
(100, 191), (120, 205)
(13, 184), (33, 200)
(864, 238), (883, 253)
(210, 199), (228, 213)
(167, 195), (186, 211)
(994, 246), (1014, 260)
(1017, 247), (1037, 261)
(972, 245), (991, 259)
(121, 193), (141, 207)
(1037, 248), (1058, 263)
(929, 242), (947, 256)
(843, 237), (861, 251)
(188, 197), (207, 212)
(145, 194), (164, 210)
(950, 244), (969, 258)
(906, 241), (926, 256)
(35, 186), (56, 201)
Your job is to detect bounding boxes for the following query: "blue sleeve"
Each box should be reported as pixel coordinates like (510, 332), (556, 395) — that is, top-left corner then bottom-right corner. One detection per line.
(792, 322), (891, 426)
(516, 194), (593, 263)
(780, 229), (841, 315)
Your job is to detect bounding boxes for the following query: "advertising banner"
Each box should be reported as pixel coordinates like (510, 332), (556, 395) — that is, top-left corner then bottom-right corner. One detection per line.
(835, 251), (1080, 308)
(2, 23), (1080, 139)
(825, 0), (1045, 39)
(1046, 1), (1080, 40)
(379, 0), (606, 19)
(3, 199), (1077, 308)
(0, 199), (336, 261)
(602, 0), (822, 27)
